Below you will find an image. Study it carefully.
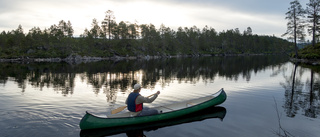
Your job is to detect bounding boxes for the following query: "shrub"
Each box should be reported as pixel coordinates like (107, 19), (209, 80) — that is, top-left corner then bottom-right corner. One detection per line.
(298, 44), (320, 59)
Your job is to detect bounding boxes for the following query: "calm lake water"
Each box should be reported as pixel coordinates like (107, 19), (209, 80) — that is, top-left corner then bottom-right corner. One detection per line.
(0, 56), (319, 137)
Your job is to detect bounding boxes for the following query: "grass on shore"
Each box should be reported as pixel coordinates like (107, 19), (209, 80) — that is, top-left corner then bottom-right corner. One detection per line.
(297, 43), (320, 60)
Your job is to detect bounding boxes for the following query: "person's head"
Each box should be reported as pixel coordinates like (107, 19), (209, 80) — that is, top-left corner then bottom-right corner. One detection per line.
(133, 84), (141, 92)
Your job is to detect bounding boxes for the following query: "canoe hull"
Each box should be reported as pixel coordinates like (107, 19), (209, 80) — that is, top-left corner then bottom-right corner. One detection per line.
(80, 88), (227, 130)
(80, 106), (226, 137)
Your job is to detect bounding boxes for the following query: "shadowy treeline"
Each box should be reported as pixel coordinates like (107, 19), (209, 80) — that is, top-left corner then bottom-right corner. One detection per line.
(0, 56), (289, 95)
(0, 12), (292, 59)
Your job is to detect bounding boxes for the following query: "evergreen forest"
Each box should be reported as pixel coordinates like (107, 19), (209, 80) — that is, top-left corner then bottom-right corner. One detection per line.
(0, 10), (292, 59)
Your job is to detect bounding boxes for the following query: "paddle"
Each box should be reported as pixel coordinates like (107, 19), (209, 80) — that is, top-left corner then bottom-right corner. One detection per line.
(111, 93), (158, 114)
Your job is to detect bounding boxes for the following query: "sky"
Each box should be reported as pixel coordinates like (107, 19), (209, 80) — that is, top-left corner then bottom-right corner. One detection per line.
(0, 0), (310, 39)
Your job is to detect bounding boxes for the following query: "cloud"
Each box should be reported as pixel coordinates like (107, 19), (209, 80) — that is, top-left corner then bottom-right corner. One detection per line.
(153, 0), (287, 36)
(166, 0), (289, 14)
(0, 0), (108, 34)
(0, 0), (306, 38)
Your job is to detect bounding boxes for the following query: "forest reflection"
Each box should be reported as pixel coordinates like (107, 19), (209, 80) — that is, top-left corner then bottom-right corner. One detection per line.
(1, 56), (320, 118)
(281, 63), (320, 118)
(0, 56), (287, 94)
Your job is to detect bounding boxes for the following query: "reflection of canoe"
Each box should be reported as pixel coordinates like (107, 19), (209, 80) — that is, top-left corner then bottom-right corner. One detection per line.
(80, 106), (227, 137)
(80, 88), (227, 130)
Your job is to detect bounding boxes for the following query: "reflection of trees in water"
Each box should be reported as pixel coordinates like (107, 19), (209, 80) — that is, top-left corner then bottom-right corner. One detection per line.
(302, 70), (320, 118)
(1, 56), (319, 118)
(0, 56), (288, 97)
(27, 67), (76, 96)
(281, 63), (320, 118)
(281, 63), (302, 117)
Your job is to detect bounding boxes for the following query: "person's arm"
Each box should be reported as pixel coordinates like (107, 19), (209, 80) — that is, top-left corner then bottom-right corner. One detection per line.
(136, 93), (159, 104)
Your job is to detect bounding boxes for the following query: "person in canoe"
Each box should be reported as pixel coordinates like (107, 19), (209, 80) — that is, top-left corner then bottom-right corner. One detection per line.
(125, 83), (160, 116)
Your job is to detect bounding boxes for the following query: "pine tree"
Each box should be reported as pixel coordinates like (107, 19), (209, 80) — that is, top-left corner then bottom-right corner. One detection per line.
(283, 0), (306, 58)
(306, 0), (320, 47)
(102, 10), (116, 40)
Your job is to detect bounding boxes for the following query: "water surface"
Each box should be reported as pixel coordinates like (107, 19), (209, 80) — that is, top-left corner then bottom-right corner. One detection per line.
(0, 56), (319, 137)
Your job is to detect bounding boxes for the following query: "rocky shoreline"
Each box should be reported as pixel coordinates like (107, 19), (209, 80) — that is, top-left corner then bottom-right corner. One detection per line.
(290, 58), (320, 66)
(0, 55), (140, 64)
(0, 54), (187, 64)
(0, 53), (293, 64)
(0, 54), (214, 63)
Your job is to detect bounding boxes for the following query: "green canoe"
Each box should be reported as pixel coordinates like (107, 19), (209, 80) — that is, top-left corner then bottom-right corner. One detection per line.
(80, 106), (226, 137)
(80, 88), (227, 130)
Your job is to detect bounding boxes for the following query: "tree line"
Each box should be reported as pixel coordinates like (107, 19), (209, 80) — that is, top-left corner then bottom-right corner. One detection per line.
(0, 10), (292, 59)
(283, 0), (320, 58)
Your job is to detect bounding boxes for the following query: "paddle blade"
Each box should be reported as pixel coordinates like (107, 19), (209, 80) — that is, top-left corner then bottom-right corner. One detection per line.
(111, 106), (127, 114)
